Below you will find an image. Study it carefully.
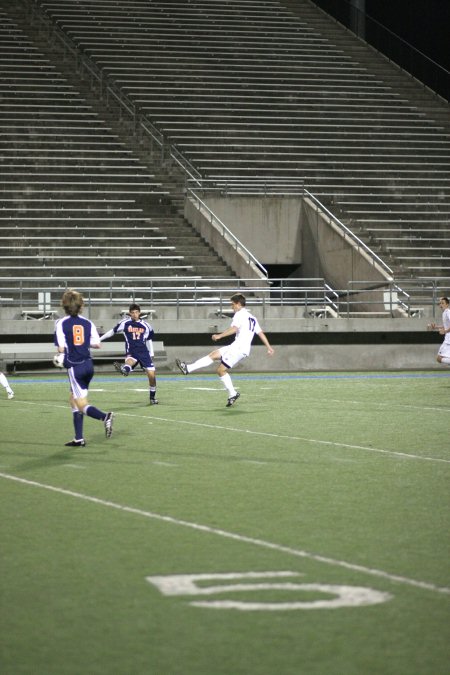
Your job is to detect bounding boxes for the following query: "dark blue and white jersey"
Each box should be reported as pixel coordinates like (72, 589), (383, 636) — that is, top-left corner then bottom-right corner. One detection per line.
(108, 318), (154, 358)
(54, 315), (100, 367)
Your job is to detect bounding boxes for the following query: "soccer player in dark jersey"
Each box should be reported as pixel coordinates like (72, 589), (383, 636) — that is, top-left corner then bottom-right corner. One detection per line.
(54, 289), (114, 447)
(100, 303), (158, 404)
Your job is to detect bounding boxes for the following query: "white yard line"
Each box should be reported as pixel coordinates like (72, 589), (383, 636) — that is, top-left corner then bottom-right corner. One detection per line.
(1, 471), (448, 597)
(152, 461), (178, 467)
(187, 387), (223, 391)
(293, 396), (450, 413)
(12, 400), (450, 464)
(122, 413), (450, 465)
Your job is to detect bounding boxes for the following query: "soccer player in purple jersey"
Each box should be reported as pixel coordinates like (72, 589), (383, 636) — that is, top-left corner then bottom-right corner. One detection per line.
(100, 303), (158, 404)
(176, 293), (274, 407)
(54, 289), (114, 447)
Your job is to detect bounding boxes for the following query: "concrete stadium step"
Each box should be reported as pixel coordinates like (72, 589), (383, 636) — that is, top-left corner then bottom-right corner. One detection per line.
(0, 263), (196, 274)
(5, 0), (449, 282)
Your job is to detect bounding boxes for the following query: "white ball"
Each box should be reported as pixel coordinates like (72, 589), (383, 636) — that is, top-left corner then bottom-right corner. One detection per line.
(53, 353), (65, 368)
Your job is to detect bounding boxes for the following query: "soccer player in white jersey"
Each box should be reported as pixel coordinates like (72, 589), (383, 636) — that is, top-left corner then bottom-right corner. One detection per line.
(176, 293), (274, 407)
(0, 371), (14, 399)
(428, 296), (450, 366)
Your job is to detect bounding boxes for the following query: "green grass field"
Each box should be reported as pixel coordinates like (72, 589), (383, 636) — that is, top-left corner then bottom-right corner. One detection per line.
(1, 370), (449, 675)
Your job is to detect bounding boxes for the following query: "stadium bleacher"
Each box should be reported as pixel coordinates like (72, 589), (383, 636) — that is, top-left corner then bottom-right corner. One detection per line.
(0, 4), (236, 303)
(0, 0), (448, 321)
(16, 0), (449, 281)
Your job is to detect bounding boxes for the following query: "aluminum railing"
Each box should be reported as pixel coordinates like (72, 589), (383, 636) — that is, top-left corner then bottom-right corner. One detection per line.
(186, 179), (394, 280)
(27, 5), (399, 287)
(185, 188), (268, 279)
(303, 189), (394, 279)
(1, 277), (448, 320)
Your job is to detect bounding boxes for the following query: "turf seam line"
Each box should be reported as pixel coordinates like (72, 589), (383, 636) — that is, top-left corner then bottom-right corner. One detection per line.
(122, 413), (450, 464)
(12, 400), (450, 464)
(1, 471), (449, 597)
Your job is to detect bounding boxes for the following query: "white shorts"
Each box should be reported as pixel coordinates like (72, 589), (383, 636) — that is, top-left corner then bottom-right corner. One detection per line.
(219, 344), (248, 369)
(438, 341), (450, 358)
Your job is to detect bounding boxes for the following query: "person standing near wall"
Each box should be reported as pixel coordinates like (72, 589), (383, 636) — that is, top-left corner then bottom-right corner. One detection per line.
(428, 296), (450, 366)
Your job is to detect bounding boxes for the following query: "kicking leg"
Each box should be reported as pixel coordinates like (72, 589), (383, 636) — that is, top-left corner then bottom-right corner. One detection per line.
(176, 349), (220, 374)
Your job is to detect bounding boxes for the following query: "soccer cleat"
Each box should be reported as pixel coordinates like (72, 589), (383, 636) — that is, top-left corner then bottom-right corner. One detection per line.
(104, 412), (114, 438)
(114, 361), (129, 376)
(7, 391), (14, 399)
(226, 392), (241, 407)
(175, 358), (188, 375)
(150, 398), (159, 405)
(65, 439), (86, 447)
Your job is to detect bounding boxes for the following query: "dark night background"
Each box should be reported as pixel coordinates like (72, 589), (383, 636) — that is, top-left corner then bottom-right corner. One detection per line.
(308, 0), (450, 99)
(365, 0), (449, 69)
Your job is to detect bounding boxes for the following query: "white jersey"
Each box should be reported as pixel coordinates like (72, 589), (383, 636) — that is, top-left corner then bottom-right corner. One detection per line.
(231, 307), (261, 355)
(442, 308), (450, 344)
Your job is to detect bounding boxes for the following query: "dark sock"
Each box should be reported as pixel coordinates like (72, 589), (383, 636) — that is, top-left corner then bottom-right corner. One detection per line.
(84, 405), (106, 421)
(73, 411), (84, 439)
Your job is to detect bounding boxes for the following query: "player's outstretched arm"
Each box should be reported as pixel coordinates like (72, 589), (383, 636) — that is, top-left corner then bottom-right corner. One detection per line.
(258, 330), (274, 356)
(100, 328), (115, 341)
(212, 326), (237, 342)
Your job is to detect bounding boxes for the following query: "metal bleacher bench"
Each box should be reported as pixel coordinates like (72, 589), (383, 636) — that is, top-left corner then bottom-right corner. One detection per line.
(306, 306), (339, 319)
(20, 310), (59, 321)
(0, 341), (165, 371)
(118, 309), (157, 319)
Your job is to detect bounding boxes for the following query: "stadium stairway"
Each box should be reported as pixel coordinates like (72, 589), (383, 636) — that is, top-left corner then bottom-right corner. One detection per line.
(0, 1), (237, 303)
(20, 0), (450, 281)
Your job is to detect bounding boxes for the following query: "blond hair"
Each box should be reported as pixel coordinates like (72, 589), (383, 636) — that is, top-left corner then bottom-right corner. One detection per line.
(61, 289), (84, 316)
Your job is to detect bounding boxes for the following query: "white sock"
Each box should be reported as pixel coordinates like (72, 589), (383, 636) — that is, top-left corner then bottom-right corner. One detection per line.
(441, 356), (450, 365)
(220, 373), (237, 397)
(188, 356), (214, 373)
(0, 372), (10, 390)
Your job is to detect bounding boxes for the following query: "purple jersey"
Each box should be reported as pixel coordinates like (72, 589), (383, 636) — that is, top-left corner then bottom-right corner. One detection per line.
(55, 315), (100, 366)
(112, 318), (154, 358)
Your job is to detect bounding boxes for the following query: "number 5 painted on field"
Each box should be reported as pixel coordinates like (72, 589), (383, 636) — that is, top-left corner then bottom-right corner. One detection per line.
(146, 571), (392, 611)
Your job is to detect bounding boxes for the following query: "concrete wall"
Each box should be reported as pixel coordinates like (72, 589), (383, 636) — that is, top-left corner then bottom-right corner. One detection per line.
(164, 343), (439, 372)
(0, 311), (441, 372)
(0, 309), (434, 335)
(191, 195), (303, 266)
(301, 196), (391, 290)
(187, 193), (397, 314)
(184, 196), (269, 280)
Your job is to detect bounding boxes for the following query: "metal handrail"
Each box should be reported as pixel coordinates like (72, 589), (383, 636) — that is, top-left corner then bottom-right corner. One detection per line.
(186, 180), (393, 280)
(185, 188), (268, 279)
(20, 3), (450, 313)
(1, 278), (448, 319)
(187, 178), (305, 197)
(303, 189), (394, 278)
